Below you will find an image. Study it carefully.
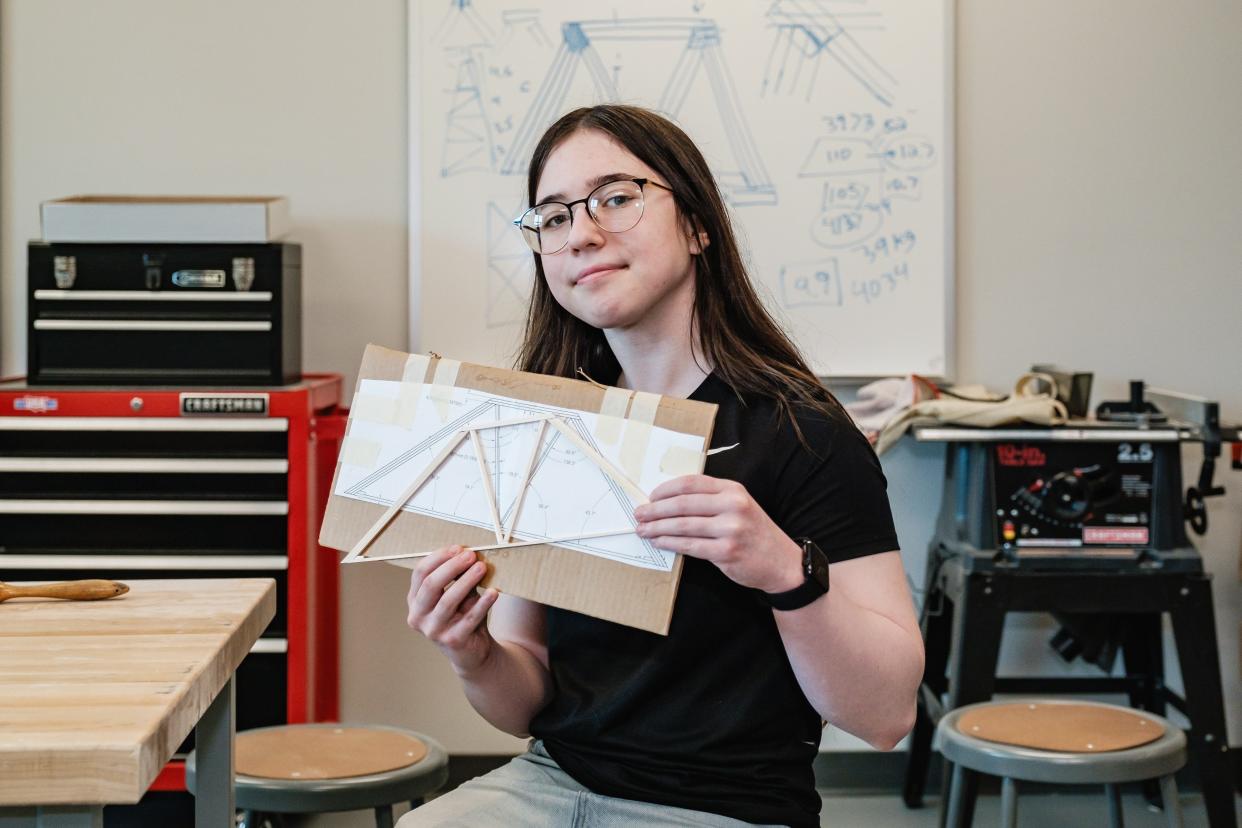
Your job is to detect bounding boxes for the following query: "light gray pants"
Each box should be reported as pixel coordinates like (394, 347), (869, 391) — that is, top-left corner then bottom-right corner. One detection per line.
(396, 740), (785, 827)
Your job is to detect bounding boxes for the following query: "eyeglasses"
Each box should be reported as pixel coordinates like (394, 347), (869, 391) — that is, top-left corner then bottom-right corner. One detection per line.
(513, 177), (673, 255)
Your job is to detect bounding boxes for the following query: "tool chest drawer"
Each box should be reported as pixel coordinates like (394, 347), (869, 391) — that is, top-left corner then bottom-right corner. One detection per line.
(0, 375), (345, 798)
(26, 241), (302, 386)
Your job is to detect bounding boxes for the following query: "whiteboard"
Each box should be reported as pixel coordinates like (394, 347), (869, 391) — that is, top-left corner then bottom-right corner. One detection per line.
(409, 0), (954, 380)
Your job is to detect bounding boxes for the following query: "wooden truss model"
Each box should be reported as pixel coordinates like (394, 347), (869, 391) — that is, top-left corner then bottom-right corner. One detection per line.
(341, 413), (649, 563)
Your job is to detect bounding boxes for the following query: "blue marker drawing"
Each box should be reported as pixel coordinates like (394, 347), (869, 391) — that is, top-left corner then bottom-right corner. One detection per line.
(810, 203), (884, 250)
(499, 8), (551, 48)
(486, 199), (534, 328)
(779, 258), (843, 308)
(441, 49), (495, 177)
(798, 115), (936, 250)
(434, 0), (494, 48)
(799, 136), (885, 178)
(498, 17), (776, 207)
(877, 133), (937, 172)
(761, 0), (896, 106)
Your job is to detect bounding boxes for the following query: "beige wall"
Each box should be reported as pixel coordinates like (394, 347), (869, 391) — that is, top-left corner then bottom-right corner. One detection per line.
(2, 0), (1239, 760)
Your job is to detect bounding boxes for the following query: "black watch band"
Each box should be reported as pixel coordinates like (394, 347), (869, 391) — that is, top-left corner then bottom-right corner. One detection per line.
(757, 538), (830, 611)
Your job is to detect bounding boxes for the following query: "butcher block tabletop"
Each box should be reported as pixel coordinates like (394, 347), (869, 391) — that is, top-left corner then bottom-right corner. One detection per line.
(0, 578), (275, 805)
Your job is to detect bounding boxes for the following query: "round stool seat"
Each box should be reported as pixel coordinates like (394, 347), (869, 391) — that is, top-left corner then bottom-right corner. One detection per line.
(186, 724), (449, 813)
(936, 699), (1186, 785)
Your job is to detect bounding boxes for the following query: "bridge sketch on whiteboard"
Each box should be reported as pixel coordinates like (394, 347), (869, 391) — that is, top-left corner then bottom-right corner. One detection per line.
(342, 390), (671, 570)
(434, 0), (494, 47)
(761, 0), (896, 106)
(485, 198), (534, 328)
(440, 48), (495, 176)
(435, 1), (495, 176)
(499, 8), (551, 48)
(498, 17), (777, 207)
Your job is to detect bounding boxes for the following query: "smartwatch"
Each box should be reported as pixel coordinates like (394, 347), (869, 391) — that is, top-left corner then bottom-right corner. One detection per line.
(757, 538), (831, 611)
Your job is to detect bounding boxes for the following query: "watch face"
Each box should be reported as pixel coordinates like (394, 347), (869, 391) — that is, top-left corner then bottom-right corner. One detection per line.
(802, 540), (830, 590)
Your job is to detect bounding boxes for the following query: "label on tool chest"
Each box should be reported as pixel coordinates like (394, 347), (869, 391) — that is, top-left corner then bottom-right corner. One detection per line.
(180, 393), (269, 416)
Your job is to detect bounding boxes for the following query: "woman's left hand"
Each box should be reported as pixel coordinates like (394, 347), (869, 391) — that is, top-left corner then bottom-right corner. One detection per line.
(634, 474), (804, 593)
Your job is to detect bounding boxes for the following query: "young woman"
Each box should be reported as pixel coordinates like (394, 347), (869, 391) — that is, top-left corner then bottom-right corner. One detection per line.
(398, 105), (924, 828)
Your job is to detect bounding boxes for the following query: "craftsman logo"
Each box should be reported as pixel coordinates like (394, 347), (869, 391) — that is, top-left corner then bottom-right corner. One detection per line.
(180, 394), (269, 416)
(1083, 527), (1149, 545)
(996, 444), (1047, 467)
(14, 396), (59, 413)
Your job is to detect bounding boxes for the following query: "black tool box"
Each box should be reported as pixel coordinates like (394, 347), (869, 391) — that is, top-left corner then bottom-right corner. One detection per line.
(27, 242), (301, 385)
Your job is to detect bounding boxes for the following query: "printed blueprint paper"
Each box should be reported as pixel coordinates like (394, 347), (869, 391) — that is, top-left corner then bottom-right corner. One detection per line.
(335, 380), (706, 571)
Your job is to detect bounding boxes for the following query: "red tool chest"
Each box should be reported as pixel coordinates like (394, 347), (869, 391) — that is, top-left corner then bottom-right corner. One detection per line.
(0, 374), (346, 796)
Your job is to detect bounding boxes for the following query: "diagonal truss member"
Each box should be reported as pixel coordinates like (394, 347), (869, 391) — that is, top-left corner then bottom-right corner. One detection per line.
(343, 414), (648, 563)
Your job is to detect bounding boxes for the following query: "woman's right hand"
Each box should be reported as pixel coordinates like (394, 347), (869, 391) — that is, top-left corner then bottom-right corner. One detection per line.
(407, 545), (501, 675)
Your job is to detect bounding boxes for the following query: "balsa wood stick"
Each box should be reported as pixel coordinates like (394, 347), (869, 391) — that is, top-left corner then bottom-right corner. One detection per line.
(470, 429), (505, 543)
(465, 413), (553, 432)
(547, 417), (649, 505)
(504, 418), (547, 544)
(358, 527), (638, 561)
(468, 527), (634, 552)
(345, 430), (467, 561)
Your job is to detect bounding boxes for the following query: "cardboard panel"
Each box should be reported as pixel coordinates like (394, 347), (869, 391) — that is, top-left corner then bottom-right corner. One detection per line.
(320, 344), (717, 635)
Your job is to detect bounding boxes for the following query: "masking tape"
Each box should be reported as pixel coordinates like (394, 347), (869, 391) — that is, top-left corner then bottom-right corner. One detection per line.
(429, 357), (461, 422)
(619, 391), (660, 480)
(629, 391), (661, 424)
(350, 394), (399, 425)
(619, 421), (653, 481)
(659, 445), (701, 476)
(594, 386), (632, 445)
(394, 382), (422, 428)
(433, 357), (461, 386)
(339, 436), (382, 469)
(402, 353), (431, 383)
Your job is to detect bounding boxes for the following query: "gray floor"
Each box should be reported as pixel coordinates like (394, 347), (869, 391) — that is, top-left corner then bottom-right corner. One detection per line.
(300, 789), (1240, 827)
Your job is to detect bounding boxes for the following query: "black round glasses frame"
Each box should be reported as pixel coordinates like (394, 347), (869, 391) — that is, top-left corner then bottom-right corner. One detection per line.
(512, 177), (673, 255)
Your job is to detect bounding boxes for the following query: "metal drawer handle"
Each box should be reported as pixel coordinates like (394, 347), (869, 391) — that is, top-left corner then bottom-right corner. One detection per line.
(0, 417), (288, 432)
(0, 458), (289, 474)
(34, 290), (273, 302)
(0, 554), (289, 571)
(0, 499), (289, 516)
(33, 320), (272, 332)
(251, 639), (288, 655)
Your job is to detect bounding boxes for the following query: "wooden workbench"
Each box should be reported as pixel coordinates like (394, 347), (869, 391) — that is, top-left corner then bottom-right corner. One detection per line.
(0, 578), (275, 826)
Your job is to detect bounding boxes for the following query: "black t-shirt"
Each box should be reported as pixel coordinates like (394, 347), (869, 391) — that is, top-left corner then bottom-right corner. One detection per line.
(529, 373), (900, 827)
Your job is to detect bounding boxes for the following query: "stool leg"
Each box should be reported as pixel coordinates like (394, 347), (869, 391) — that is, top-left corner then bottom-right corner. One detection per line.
(1106, 783), (1124, 828)
(941, 577), (1004, 828)
(1000, 777), (1018, 828)
(944, 764), (982, 828)
(374, 804), (395, 828)
(1158, 775), (1184, 828)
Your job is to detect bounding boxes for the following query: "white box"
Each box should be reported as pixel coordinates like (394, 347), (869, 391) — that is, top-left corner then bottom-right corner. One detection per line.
(40, 195), (290, 243)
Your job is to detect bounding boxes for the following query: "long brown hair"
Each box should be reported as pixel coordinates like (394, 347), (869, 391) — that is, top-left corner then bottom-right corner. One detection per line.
(515, 104), (850, 442)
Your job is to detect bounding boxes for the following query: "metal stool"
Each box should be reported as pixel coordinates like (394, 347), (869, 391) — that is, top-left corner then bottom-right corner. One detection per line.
(186, 723), (449, 828)
(936, 699), (1186, 828)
